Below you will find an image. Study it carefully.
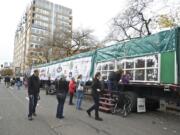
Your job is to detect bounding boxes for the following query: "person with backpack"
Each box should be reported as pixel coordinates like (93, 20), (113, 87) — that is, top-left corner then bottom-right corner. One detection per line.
(55, 74), (68, 119)
(16, 77), (21, 90)
(76, 75), (85, 110)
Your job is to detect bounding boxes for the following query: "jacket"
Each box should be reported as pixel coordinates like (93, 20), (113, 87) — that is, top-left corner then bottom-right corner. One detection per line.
(28, 74), (40, 95)
(69, 80), (76, 94)
(108, 71), (121, 82)
(91, 78), (101, 98)
(55, 79), (68, 95)
(76, 79), (84, 91)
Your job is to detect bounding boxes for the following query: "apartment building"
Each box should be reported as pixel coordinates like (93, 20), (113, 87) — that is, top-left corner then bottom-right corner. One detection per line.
(13, 0), (72, 74)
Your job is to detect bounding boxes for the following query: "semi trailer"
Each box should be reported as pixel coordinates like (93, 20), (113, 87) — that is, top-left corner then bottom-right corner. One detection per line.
(32, 27), (180, 111)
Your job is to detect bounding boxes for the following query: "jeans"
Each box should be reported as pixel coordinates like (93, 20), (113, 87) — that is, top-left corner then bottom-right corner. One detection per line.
(28, 94), (38, 117)
(16, 81), (21, 90)
(107, 80), (118, 91)
(56, 96), (66, 118)
(76, 90), (84, 109)
(5, 82), (10, 88)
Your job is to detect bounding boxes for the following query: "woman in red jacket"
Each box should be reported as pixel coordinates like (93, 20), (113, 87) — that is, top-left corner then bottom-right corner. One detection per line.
(68, 77), (76, 105)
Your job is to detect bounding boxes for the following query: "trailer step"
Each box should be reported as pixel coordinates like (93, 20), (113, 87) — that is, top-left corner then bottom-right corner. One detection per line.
(99, 101), (114, 106)
(100, 97), (115, 102)
(99, 106), (111, 112)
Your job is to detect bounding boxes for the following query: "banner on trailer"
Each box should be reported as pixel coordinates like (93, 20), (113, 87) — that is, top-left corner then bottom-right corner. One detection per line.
(32, 57), (92, 81)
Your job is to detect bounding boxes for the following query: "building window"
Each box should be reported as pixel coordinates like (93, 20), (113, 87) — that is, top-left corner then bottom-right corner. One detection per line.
(95, 54), (159, 82)
(135, 59), (145, 68)
(117, 54), (159, 82)
(30, 44), (34, 48)
(32, 13), (35, 17)
(135, 70), (145, 80)
(96, 61), (115, 80)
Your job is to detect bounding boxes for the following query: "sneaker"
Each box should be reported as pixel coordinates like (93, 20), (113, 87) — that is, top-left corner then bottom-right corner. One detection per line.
(86, 110), (91, 117)
(32, 113), (37, 116)
(28, 116), (33, 121)
(95, 117), (103, 121)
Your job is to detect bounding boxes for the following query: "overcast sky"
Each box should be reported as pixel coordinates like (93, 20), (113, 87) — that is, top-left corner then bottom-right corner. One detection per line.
(0, 0), (179, 65)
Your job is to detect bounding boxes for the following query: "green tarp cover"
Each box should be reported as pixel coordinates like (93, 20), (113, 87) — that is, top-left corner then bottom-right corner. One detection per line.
(95, 28), (176, 62)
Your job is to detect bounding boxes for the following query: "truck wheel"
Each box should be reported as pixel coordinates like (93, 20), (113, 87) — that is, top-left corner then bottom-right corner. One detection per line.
(124, 92), (138, 112)
(146, 98), (160, 111)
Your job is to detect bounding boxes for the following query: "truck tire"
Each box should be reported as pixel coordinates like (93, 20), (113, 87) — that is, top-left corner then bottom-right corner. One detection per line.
(124, 92), (138, 112)
(146, 98), (160, 111)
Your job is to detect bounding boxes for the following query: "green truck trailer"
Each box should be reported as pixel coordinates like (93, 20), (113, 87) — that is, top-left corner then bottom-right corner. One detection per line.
(32, 27), (180, 111)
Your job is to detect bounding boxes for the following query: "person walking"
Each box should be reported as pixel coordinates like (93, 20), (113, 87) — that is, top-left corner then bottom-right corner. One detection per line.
(24, 76), (28, 89)
(27, 70), (40, 120)
(5, 75), (10, 88)
(55, 74), (68, 119)
(16, 77), (21, 90)
(68, 77), (76, 105)
(76, 75), (85, 110)
(46, 77), (51, 95)
(86, 72), (103, 121)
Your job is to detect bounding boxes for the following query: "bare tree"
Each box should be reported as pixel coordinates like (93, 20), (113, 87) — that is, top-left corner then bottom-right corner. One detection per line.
(40, 27), (100, 62)
(53, 30), (72, 57)
(72, 28), (100, 54)
(41, 30), (72, 61)
(108, 0), (153, 42)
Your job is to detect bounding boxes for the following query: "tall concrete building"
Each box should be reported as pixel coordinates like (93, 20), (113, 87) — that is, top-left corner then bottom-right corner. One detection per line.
(13, 0), (72, 75)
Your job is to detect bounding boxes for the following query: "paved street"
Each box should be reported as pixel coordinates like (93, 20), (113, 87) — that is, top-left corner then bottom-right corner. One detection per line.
(0, 83), (180, 135)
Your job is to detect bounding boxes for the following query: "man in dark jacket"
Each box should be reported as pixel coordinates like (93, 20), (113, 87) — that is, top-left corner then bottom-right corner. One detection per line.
(108, 70), (123, 91)
(87, 72), (103, 121)
(28, 70), (40, 120)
